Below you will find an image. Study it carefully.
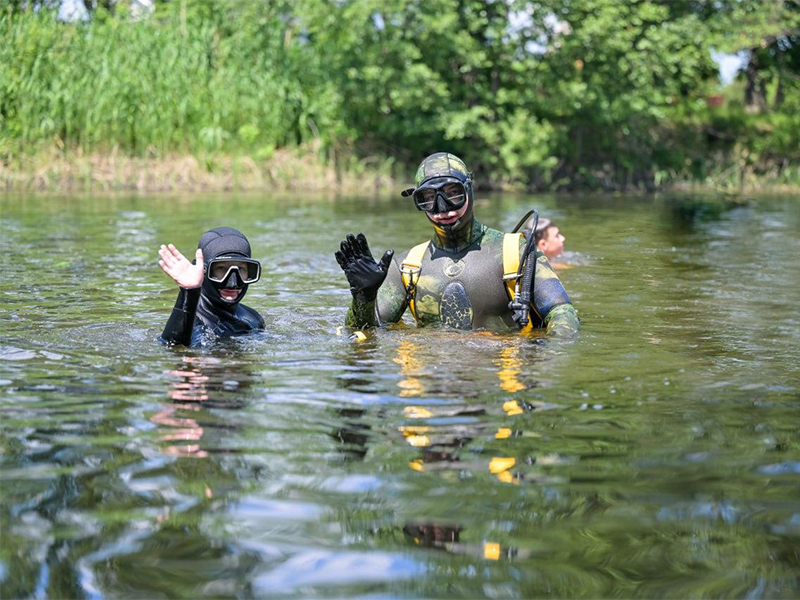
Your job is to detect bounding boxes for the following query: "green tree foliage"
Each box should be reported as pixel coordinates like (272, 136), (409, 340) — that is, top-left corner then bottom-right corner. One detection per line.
(1, 0), (798, 189)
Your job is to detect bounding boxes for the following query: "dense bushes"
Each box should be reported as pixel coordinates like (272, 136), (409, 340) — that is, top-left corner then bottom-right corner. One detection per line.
(1, 0), (798, 189)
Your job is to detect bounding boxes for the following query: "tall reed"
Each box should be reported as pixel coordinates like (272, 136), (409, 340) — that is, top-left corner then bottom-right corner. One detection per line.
(0, 4), (343, 161)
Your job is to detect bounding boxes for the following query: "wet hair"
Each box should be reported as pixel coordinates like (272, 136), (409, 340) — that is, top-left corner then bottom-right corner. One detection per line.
(533, 218), (556, 244)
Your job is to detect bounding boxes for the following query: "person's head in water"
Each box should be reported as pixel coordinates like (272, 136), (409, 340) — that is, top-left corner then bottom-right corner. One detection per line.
(402, 152), (475, 248)
(197, 227), (261, 312)
(533, 218), (566, 261)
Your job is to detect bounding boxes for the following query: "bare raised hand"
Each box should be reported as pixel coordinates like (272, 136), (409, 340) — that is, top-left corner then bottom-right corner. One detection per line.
(159, 244), (204, 289)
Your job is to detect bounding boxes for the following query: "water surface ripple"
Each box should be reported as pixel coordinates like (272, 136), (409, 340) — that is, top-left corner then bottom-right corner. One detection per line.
(1, 193), (798, 598)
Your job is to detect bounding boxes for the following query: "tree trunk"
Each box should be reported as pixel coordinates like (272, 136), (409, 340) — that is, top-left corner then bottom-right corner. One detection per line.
(774, 74), (784, 108)
(744, 51), (767, 110)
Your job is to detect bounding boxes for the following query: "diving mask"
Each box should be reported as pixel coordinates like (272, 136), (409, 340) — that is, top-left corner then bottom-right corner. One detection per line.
(403, 177), (469, 213)
(207, 257), (261, 284)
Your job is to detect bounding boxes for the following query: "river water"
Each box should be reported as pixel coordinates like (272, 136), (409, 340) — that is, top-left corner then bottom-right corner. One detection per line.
(1, 192), (798, 598)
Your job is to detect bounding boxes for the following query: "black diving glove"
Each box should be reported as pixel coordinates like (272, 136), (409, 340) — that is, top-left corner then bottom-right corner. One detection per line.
(334, 233), (394, 303)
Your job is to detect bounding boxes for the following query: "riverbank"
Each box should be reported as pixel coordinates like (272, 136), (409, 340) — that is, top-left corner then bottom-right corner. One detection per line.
(0, 146), (397, 193)
(3, 150), (798, 195)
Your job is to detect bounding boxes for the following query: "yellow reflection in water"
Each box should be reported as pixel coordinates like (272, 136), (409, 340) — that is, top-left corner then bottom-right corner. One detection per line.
(399, 425), (432, 448)
(403, 406), (433, 419)
(496, 470), (517, 484)
(495, 345), (526, 393)
(495, 428), (512, 439)
(489, 456), (516, 473)
(394, 340), (425, 397)
(484, 542), (501, 560)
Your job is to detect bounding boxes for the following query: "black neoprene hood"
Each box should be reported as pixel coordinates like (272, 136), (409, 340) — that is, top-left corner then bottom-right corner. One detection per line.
(198, 227), (251, 265)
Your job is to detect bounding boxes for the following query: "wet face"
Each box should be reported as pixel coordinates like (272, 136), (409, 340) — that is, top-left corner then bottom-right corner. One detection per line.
(537, 226), (565, 261)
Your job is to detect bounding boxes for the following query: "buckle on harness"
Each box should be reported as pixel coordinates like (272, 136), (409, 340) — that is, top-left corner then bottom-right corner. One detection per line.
(400, 266), (419, 303)
(508, 280), (531, 328)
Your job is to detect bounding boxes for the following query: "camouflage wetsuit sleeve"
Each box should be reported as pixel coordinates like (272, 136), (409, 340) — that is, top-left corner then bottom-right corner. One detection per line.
(530, 249), (580, 337)
(344, 255), (409, 328)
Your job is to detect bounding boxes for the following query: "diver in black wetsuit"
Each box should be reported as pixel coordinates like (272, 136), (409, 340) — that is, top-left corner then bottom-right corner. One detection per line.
(158, 227), (265, 346)
(334, 153), (579, 336)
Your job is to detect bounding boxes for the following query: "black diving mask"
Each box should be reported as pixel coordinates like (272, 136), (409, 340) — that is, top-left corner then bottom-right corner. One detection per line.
(402, 177), (469, 213)
(207, 257), (261, 284)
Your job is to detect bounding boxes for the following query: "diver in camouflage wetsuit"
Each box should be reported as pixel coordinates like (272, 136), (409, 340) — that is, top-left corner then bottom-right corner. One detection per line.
(334, 153), (579, 335)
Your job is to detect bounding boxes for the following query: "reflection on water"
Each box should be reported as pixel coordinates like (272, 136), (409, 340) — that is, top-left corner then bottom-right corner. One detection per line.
(1, 192), (799, 598)
(394, 339), (426, 398)
(155, 356), (252, 458)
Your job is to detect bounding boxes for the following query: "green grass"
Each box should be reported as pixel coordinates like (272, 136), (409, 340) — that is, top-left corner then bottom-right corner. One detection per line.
(0, 5), (341, 162)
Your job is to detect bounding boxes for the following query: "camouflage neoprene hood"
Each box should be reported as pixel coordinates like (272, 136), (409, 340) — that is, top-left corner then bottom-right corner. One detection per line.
(414, 152), (472, 187)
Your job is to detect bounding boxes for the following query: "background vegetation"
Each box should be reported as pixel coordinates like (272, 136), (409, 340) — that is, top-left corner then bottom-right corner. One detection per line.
(1, 0), (799, 190)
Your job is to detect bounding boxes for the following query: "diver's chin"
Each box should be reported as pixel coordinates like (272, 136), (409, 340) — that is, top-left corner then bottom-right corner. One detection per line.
(220, 288), (242, 303)
(428, 215), (460, 230)
(437, 218), (463, 233)
(430, 214), (461, 226)
(440, 220), (460, 231)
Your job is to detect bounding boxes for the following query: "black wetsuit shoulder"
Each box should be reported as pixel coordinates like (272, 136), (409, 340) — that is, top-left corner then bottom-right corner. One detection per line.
(232, 304), (265, 331)
(161, 288), (264, 347)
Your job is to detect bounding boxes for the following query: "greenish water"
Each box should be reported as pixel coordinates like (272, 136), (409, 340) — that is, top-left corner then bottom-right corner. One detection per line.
(1, 192), (798, 598)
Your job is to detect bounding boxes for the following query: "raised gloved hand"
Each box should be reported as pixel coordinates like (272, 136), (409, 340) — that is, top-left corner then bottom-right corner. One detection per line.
(334, 233), (394, 303)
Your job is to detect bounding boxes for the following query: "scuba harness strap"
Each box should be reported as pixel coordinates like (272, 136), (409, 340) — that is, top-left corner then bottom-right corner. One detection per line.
(503, 233), (534, 333)
(400, 233), (535, 332)
(502, 233), (522, 302)
(400, 241), (430, 325)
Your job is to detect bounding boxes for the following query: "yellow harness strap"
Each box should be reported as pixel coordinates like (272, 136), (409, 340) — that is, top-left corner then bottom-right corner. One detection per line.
(401, 235), (531, 331)
(400, 241), (430, 325)
(502, 233), (521, 301)
(503, 232), (533, 333)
